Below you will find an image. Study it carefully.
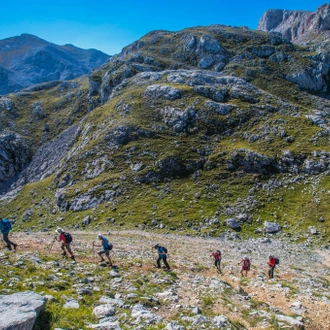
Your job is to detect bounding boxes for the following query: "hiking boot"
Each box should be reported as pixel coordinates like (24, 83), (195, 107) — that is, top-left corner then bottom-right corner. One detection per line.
(62, 252), (67, 256)
(13, 244), (17, 250)
(6, 245), (12, 251)
(100, 258), (105, 262)
(70, 256), (75, 260)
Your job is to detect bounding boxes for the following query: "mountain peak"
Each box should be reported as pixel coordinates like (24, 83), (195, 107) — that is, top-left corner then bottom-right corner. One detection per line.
(257, 4), (330, 44)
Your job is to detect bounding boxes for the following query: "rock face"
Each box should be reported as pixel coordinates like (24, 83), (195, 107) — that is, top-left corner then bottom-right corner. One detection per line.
(257, 4), (330, 44)
(0, 33), (110, 95)
(0, 291), (46, 330)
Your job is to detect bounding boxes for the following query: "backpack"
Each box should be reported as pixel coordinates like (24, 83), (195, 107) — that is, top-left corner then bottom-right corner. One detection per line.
(216, 250), (221, 255)
(107, 243), (113, 251)
(275, 258), (279, 265)
(2, 219), (12, 232)
(63, 232), (72, 243)
(161, 246), (168, 253)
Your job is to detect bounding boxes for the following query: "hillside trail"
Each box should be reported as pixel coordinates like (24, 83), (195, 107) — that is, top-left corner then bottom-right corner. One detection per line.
(3, 230), (330, 330)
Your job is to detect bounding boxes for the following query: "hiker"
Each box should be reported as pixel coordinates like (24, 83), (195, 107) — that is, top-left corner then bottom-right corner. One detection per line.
(93, 234), (113, 265)
(55, 228), (75, 260)
(239, 256), (251, 277)
(154, 244), (170, 270)
(0, 218), (17, 250)
(210, 250), (222, 272)
(267, 255), (277, 279)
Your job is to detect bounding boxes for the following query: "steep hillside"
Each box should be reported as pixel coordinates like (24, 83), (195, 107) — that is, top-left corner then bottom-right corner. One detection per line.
(257, 4), (330, 44)
(0, 24), (329, 244)
(0, 34), (110, 94)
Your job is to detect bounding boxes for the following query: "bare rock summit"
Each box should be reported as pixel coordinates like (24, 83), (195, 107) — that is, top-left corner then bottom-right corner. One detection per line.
(257, 4), (330, 44)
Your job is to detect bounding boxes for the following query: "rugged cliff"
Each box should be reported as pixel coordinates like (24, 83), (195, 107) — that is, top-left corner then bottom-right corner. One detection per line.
(257, 4), (330, 44)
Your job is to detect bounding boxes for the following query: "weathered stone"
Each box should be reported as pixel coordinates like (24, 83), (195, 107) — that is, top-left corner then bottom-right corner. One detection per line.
(0, 291), (46, 330)
(264, 221), (282, 233)
(93, 304), (116, 318)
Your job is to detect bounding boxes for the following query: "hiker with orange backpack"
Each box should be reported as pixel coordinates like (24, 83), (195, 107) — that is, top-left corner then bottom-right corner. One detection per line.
(239, 256), (251, 277)
(0, 218), (17, 251)
(55, 228), (75, 261)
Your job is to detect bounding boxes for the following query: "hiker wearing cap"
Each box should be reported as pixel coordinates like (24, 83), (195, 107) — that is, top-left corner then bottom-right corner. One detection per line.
(0, 218), (17, 251)
(239, 256), (251, 277)
(55, 228), (75, 260)
(267, 255), (277, 279)
(154, 244), (170, 270)
(93, 234), (113, 265)
(210, 250), (222, 272)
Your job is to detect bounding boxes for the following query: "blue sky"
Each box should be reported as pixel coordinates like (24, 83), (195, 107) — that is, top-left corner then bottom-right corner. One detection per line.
(0, 1), (326, 55)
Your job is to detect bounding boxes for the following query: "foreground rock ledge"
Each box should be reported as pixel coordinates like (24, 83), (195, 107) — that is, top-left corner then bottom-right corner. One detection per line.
(0, 291), (46, 330)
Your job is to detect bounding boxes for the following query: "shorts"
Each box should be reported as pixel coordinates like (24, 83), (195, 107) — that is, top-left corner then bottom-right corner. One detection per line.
(99, 249), (110, 256)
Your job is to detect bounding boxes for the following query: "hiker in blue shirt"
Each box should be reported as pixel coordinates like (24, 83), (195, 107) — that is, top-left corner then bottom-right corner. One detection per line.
(93, 234), (113, 265)
(154, 244), (170, 270)
(0, 218), (17, 250)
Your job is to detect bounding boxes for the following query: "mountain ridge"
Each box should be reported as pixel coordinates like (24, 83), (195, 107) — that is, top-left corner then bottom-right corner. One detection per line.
(0, 33), (110, 95)
(257, 4), (330, 44)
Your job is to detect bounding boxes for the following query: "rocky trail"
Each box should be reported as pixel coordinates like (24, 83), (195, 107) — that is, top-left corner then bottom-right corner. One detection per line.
(0, 230), (329, 329)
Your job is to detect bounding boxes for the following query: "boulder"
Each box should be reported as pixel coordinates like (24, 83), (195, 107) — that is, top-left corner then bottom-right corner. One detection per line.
(93, 305), (116, 318)
(0, 291), (46, 330)
(226, 219), (241, 230)
(264, 221), (282, 233)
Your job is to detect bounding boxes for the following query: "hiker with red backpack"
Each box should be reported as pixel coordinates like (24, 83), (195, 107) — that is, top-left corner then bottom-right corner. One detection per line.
(239, 256), (251, 277)
(210, 250), (222, 272)
(267, 255), (278, 279)
(0, 218), (17, 251)
(55, 228), (75, 261)
(154, 244), (170, 270)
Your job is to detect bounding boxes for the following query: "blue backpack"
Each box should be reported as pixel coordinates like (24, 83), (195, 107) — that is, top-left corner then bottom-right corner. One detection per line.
(2, 219), (12, 232)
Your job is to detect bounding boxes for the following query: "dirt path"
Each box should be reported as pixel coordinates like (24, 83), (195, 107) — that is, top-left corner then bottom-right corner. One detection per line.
(3, 230), (330, 329)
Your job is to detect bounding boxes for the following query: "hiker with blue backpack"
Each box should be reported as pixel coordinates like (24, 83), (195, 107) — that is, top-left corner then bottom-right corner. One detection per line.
(55, 228), (75, 261)
(93, 233), (113, 265)
(0, 218), (17, 250)
(154, 244), (170, 270)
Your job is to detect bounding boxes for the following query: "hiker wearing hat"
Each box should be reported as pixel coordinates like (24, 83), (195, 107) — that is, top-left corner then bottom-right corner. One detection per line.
(239, 256), (251, 277)
(0, 218), (17, 251)
(93, 234), (113, 265)
(210, 250), (222, 272)
(55, 228), (75, 260)
(154, 244), (170, 270)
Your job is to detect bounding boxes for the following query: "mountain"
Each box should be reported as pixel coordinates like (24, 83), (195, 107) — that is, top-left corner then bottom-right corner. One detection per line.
(0, 33), (110, 94)
(257, 4), (330, 44)
(0, 18), (329, 244)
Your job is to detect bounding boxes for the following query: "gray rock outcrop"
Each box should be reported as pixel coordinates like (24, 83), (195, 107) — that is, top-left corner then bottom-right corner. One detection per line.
(0, 291), (46, 330)
(257, 4), (330, 44)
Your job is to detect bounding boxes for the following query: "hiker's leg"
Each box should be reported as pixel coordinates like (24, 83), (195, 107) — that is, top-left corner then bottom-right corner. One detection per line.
(61, 243), (67, 255)
(105, 250), (112, 265)
(156, 257), (161, 268)
(66, 244), (75, 258)
(163, 256), (170, 270)
(268, 267), (272, 278)
(3, 233), (12, 250)
(270, 267), (274, 278)
(240, 268), (244, 276)
(98, 250), (105, 261)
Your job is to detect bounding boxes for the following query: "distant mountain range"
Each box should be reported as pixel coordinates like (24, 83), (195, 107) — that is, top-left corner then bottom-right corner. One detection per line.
(0, 33), (110, 95)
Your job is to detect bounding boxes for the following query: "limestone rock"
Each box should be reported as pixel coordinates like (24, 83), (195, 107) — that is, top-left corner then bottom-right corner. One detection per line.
(0, 291), (46, 330)
(257, 4), (330, 44)
(264, 221), (282, 233)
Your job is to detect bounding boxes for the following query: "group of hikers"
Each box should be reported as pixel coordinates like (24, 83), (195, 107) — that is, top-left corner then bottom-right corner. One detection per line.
(1, 218), (279, 279)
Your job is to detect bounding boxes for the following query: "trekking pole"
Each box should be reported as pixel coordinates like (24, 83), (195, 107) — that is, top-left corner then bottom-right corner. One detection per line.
(48, 237), (56, 253)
